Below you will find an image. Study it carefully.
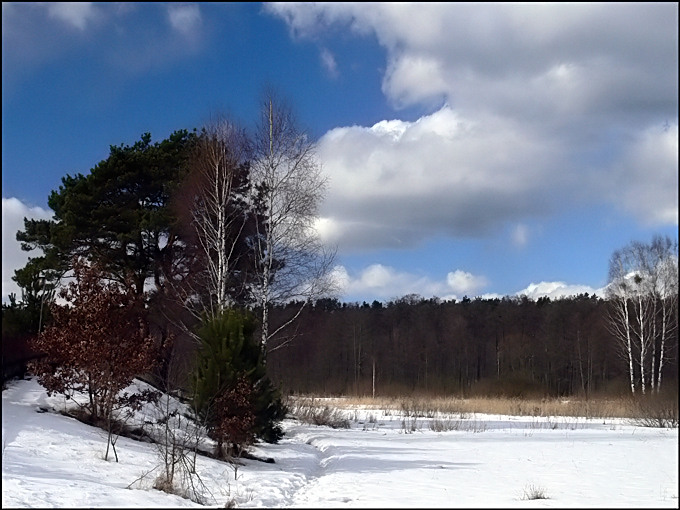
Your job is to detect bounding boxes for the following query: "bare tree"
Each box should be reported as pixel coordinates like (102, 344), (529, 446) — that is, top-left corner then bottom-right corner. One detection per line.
(145, 341), (215, 505)
(606, 236), (678, 394)
(644, 236), (678, 392)
(250, 91), (337, 358)
(169, 118), (255, 324)
(606, 256), (637, 393)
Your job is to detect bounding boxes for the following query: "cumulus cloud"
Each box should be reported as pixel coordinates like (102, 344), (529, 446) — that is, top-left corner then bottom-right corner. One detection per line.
(2, 198), (54, 302)
(330, 263), (489, 302)
(514, 281), (605, 301)
(384, 53), (447, 109)
(270, 3), (678, 247)
(608, 122), (679, 226)
(316, 105), (565, 250)
(446, 270), (488, 296)
(330, 264), (598, 302)
(268, 3), (677, 118)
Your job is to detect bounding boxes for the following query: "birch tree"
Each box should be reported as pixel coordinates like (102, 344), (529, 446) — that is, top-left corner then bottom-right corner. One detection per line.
(644, 236), (678, 392)
(606, 254), (637, 393)
(250, 92), (336, 358)
(606, 236), (678, 394)
(171, 119), (255, 321)
(170, 118), (287, 451)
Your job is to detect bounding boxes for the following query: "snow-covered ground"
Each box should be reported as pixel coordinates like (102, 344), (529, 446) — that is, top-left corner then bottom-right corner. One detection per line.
(2, 377), (678, 508)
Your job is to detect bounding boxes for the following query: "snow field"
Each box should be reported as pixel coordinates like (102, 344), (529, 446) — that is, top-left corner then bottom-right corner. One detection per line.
(3, 378), (678, 508)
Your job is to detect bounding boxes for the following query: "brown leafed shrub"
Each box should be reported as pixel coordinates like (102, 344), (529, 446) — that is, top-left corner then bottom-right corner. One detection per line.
(210, 376), (257, 458)
(28, 258), (158, 429)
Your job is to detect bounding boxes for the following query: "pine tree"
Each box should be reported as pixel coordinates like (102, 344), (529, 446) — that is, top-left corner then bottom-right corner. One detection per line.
(191, 308), (285, 457)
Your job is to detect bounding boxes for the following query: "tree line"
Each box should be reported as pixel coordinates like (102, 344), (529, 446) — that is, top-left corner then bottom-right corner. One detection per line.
(266, 236), (678, 399)
(266, 294), (621, 397)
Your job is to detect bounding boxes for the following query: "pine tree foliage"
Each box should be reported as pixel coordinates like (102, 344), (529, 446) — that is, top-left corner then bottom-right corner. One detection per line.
(15, 130), (197, 298)
(191, 309), (285, 457)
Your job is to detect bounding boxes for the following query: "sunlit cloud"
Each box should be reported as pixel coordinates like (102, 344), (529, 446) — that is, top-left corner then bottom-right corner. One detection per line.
(515, 281), (605, 300)
(446, 270), (488, 296)
(330, 263), (601, 303)
(317, 106), (564, 251)
(330, 263), (489, 302)
(2, 198), (53, 302)
(270, 2), (678, 245)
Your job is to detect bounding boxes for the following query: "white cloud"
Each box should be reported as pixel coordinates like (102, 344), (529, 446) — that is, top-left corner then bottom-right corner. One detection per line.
(332, 263), (602, 302)
(264, 3), (370, 39)
(332, 264), (602, 302)
(2, 198), (54, 302)
(609, 122), (679, 226)
(317, 105), (564, 250)
(446, 270), (488, 296)
(511, 224), (529, 249)
(270, 3), (678, 242)
(320, 47), (338, 78)
(515, 281), (605, 301)
(332, 263), (488, 302)
(47, 2), (98, 30)
(267, 3), (677, 116)
(383, 53), (447, 109)
(167, 4), (202, 36)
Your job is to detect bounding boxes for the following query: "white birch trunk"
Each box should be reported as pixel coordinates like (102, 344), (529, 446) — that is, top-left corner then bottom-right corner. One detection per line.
(188, 121), (249, 318)
(635, 294), (647, 395)
(251, 95), (336, 359)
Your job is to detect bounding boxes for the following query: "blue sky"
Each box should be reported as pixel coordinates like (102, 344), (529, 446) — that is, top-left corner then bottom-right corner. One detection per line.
(2, 2), (678, 304)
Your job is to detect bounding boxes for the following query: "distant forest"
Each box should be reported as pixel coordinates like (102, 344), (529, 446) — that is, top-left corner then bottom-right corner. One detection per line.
(266, 294), (678, 398)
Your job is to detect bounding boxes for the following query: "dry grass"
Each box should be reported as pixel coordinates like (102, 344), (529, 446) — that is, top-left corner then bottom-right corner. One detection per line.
(286, 397), (351, 429)
(286, 393), (677, 422)
(521, 483), (550, 500)
(428, 417), (487, 433)
(628, 395), (679, 428)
